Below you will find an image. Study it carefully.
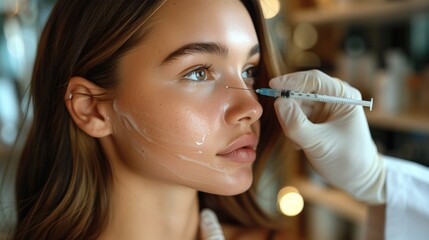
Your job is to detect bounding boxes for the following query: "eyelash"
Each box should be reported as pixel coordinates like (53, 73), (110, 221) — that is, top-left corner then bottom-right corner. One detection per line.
(180, 63), (259, 84)
(242, 65), (258, 87)
(181, 64), (214, 82)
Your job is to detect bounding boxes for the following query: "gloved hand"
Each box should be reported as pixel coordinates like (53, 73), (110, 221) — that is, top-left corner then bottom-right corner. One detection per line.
(270, 70), (386, 204)
(200, 208), (225, 240)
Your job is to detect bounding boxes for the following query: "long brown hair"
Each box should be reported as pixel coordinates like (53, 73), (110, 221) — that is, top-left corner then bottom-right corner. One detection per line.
(15, 1), (167, 239)
(14, 0), (284, 239)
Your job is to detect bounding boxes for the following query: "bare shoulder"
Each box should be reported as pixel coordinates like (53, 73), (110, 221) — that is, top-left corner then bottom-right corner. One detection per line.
(221, 224), (290, 240)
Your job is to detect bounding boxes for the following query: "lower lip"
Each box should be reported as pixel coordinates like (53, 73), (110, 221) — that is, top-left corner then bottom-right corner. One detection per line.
(217, 148), (256, 163)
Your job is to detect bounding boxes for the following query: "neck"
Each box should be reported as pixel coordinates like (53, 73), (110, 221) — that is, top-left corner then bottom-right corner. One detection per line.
(98, 171), (200, 240)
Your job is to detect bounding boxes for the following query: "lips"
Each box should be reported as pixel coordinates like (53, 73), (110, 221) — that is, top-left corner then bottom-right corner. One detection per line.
(217, 134), (258, 163)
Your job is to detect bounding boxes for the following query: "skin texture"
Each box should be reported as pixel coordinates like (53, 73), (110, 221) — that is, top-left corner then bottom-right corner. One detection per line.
(67, 0), (264, 239)
(107, 0), (262, 195)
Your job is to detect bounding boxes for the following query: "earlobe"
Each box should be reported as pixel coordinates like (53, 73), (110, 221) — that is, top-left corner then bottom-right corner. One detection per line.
(65, 77), (112, 138)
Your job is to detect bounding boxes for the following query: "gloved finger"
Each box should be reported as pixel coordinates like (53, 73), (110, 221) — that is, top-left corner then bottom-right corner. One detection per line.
(200, 209), (225, 240)
(300, 100), (316, 118)
(273, 97), (319, 149)
(269, 70), (352, 98)
(274, 97), (336, 152)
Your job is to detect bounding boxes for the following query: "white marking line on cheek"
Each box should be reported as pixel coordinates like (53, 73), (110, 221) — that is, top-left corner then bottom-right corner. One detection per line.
(147, 154), (207, 184)
(114, 100), (169, 145)
(121, 111), (205, 158)
(114, 100), (203, 148)
(130, 141), (202, 183)
(176, 154), (230, 175)
(114, 101), (231, 181)
(195, 131), (209, 146)
(195, 136), (206, 146)
(121, 114), (155, 143)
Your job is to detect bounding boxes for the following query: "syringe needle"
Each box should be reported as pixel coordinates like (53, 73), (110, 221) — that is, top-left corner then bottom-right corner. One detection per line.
(225, 86), (252, 91)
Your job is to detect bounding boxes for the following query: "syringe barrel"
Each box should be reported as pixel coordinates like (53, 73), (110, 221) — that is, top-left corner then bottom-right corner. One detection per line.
(288, 91), (373, 108)
(255, 88), (373, 111)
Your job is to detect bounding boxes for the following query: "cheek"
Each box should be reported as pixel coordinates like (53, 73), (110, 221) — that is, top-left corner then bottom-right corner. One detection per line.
(112, 99), (214, 160)
(108, 83), (256, 195)
(126, 101), (216, 152)
(114, 84), (225, 154)
(110, 95), (251, 192)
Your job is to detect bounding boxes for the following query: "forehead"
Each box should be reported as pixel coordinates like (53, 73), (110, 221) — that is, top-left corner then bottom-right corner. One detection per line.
(146, 0), (258, 46)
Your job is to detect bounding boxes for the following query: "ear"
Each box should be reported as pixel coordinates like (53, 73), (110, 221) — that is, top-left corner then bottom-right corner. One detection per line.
(65, 76), (112, 138)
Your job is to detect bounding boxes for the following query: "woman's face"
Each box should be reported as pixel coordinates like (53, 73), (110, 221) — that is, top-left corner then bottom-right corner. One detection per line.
(108, 0), (263, 195)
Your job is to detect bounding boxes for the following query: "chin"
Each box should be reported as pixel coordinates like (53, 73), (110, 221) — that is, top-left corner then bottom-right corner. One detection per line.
(206, 169), (254, 196)
(221, 181), (253, 196)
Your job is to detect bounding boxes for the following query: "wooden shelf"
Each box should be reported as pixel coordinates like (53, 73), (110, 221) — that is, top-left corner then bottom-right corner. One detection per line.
(292, 178), (367, 224)
(291, 0), (429, 25)
(366, 110), (429, 134)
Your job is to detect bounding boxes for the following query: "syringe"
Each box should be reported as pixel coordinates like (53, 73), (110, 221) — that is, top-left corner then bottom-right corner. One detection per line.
(226, 86), (373, 111)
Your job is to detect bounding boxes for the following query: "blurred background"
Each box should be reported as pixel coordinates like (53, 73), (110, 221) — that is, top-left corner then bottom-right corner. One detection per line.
(0, 0), (429, 239)
(259, 0), (429, 239)
(0, 0), (55, 238)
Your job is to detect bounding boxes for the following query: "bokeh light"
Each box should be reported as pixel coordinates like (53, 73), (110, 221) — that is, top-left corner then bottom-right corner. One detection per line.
(293, 23), (318, 50)
(278, 186), (304, 217)
(259, 0), (281, 19)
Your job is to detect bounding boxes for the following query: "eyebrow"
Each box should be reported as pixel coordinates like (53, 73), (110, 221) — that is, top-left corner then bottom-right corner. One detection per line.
(161, 42), (260, 64)
(248, 44), (260, 59)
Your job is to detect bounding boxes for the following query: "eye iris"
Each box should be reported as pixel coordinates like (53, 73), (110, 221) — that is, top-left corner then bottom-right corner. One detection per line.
(243, 67), (255, 78)
(195, 68), (206, 80)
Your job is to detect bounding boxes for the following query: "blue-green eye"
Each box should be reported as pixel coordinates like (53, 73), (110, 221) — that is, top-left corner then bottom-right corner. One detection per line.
(241, 66), (257, 79)
(182, 64), (213, 81)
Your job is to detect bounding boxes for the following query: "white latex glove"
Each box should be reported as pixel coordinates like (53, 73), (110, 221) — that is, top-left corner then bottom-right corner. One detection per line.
(200, 208), (225, 240)
(270, 70), (386, 204)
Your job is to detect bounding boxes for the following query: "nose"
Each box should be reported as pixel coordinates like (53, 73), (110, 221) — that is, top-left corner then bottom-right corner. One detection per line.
(224, 85), (263, 125)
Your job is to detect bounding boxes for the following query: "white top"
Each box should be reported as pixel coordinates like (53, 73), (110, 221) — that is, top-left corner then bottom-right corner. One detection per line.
(200, 208), (225, 240)
(385, 156), (429, 240)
